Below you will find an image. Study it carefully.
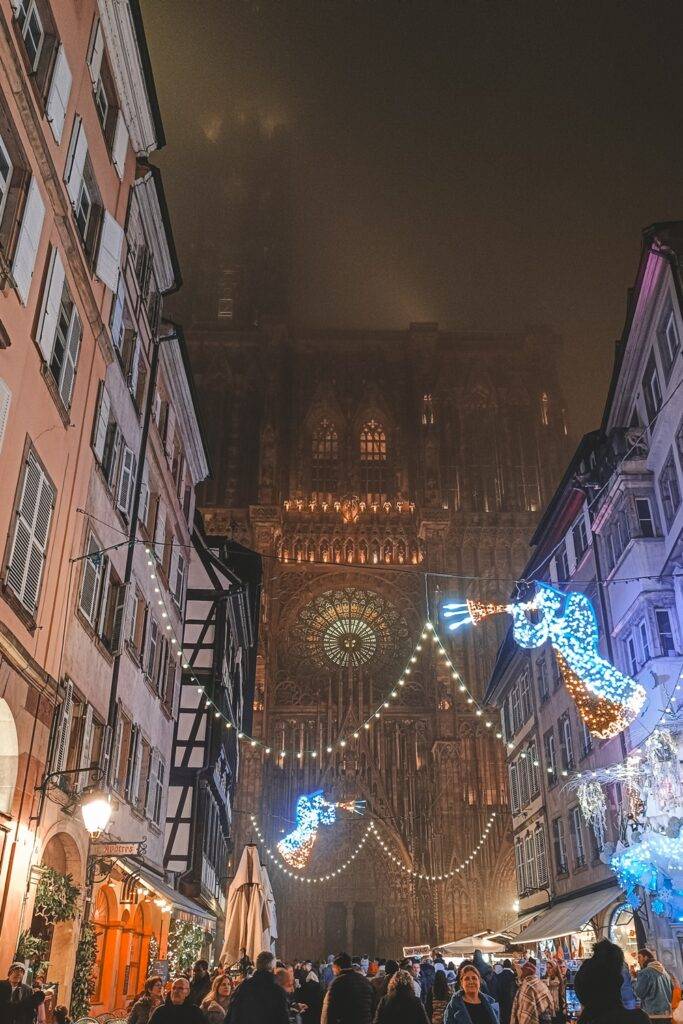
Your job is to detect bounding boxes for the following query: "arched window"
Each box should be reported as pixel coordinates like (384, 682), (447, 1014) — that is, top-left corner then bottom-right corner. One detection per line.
(311, 419), (338, 499)
(359, 420), (388, 502)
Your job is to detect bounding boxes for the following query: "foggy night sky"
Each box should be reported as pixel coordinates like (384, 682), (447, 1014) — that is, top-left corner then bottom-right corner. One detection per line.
(142, 0), (683, 439)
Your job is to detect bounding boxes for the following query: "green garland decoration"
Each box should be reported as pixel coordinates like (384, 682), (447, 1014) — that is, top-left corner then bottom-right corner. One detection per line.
(167, 919), (205, 976)
(14, 931), (47, 966)
(70, 922), (97, 1019)
(34, 868), (81, 923)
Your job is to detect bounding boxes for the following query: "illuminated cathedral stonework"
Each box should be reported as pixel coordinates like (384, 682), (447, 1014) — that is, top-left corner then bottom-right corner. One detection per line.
(188, 320), (568, 956)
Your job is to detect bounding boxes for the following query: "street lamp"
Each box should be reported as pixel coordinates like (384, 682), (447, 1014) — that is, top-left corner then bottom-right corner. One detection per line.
(80, 790), (112, 837)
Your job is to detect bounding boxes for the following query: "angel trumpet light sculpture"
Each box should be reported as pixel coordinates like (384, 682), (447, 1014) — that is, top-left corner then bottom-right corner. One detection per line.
(277, 790), (366, 869)
(443, 583), (646, 739)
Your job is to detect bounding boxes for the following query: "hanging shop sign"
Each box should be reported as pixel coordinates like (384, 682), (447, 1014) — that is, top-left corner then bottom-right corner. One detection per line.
(91, 841), (145, 857)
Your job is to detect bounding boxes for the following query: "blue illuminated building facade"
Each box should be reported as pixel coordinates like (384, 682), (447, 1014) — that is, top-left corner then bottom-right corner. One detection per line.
(484, 222), (683, 970)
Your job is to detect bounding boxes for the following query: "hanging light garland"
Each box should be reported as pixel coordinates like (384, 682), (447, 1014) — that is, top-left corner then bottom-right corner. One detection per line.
(250, 811), (498, 884)
(250, 814), (375, 882)
(371, 812), (498, 881)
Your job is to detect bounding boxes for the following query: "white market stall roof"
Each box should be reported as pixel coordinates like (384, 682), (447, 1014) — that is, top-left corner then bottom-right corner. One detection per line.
(439, 933), (508, 955)
(513, 886), (622, 944)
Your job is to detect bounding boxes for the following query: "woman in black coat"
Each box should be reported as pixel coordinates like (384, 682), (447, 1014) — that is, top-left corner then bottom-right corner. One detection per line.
(298, 973), (324, 1024)
(374, 970), (430, 1024)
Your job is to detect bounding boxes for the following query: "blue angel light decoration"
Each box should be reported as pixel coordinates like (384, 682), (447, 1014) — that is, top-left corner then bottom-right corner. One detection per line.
(443, 582), (646, 738)
(277, 790), (366, 869)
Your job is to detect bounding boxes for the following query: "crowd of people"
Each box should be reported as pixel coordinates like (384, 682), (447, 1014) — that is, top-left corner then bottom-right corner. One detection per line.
(1, 942), (679, 1024)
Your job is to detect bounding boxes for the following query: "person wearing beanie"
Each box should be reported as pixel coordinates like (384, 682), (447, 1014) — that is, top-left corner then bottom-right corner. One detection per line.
(510, 962), (553, 1024)
(574, 940), (649, 1024)
(635, 948), (675, 1024)
(372, 961), (401, 1007)
(320, 952), (373, 1024)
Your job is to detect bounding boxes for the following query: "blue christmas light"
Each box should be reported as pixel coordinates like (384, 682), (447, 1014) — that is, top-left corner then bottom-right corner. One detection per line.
(612, 832), (683, 922)
(277, 790), (365, 869)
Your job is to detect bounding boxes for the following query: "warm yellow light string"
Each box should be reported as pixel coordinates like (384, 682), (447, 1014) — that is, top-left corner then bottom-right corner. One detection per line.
(249, 811), (498, 884)
(249, 814), (375, 883)
(140, 542), (680, 787)
(371, 811), (498, 880)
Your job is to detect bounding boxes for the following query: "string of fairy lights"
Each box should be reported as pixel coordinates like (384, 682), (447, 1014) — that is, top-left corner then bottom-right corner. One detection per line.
(136, 539), (682, 791)
(249, 811), (498, 884)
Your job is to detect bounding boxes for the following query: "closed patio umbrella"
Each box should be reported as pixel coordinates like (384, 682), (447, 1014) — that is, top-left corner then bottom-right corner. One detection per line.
(437, 933), (507, 956)
(261, 864), (278, 954)
(221, 844), (269, 966)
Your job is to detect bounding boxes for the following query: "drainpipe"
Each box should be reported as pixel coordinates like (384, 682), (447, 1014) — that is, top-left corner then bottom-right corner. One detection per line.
(104, 325), (179, 781)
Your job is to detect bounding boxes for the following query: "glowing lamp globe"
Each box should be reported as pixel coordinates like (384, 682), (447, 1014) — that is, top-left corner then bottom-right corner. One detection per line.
(81, 791), (112, 836)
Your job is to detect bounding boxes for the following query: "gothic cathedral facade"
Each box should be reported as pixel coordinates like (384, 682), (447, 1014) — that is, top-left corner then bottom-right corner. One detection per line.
(187, 320), (568, 956)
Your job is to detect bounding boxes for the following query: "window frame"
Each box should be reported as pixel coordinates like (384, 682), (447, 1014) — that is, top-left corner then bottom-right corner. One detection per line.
(635, 496), (655, 538)
(655, 608), (676, 656)
(16, 0), (44, 73)
(642, 350), (663, 425)
(657, 305), (680, 382)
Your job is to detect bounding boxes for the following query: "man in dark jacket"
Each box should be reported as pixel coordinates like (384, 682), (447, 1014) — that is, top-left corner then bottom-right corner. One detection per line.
(490, 961), (517, 1024)
(322, 952), (373, 1024)
(228, 951), (289, 1024)
(148, 978), (206, 1024)
(419, 959), (436, 1005)
(0, 963), (45, 1024)
(187, 960), (211, 1006)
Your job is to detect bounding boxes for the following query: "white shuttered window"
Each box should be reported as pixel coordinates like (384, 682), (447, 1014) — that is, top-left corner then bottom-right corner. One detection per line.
(6, 449), (55, 614)
(95, 211), (124, 291)
(0, 378), (11, 456)
(12, 177), (45, 304)
(112, 110), (128, 179)
(45, 44), (72, 143)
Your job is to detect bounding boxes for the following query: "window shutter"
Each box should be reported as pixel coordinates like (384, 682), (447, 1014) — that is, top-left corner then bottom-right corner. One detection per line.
(52, 679), (74, 774)
(96, 557), (111, 638)
(12, 178), (45, 305)
(117, 446), (135, 515)
(37, 247), (66, 361)
(87, 19), (104, 86)
(128, 336), (140, 397)
(76, 703), (94, 792)
(169, 546), (178, 601)
(0, 378), (11, 456)
(79, 536), (103, 625)
(112, 109), (128, 179)
(6, 451), (55, 613)
(132, 732), (144, 805)
(92, 383), (110, 463)
(152, 390), (161, 425)
(64, 118), (88, 207)
(58, 305), (81, 408)
(45, 44), (72, 143)
(145, 748), (159, 818)
(111, 583), (128, 656)
(549, 557), (558, 584)
(154, 498), (166, 560)
(165, 405), (176, 457)
(110, 273), (125, 351)
(154, 758), (165, 824)
(110, 712), (123, 790)
(95, 211), (124, 292)
(138, 459), (150, 527)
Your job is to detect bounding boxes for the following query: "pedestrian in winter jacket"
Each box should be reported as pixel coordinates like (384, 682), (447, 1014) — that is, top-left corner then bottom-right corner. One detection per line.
(321, 952), (374, 1024)
(427, 969), (453, 1024)
(200, 975), (233, 1024)
(420, 962), (437, 1006)
(0, 964), (45, 1024)
(148, 980), (207, 1024)
(510, 963), (553, 1024)
(574, 940), (649, 1024)
(374, 970), (430, 1024)
(444, 965), (500, 1024)
(128, 976), (165, 1024)
(321, 957), (336, 991)
(226, 952), (289, 1024)
(488, 963), (516, 1024)
(635, 949), (674, 1023)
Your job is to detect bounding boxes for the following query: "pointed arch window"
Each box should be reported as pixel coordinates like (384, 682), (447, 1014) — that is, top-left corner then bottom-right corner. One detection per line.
(311, 419), (338, 499)
(360, 419), (388, 502)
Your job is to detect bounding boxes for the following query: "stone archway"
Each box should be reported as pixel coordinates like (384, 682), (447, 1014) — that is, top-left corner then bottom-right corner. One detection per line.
(35, 832), (83, 1005)
(0, 698), (19, 815)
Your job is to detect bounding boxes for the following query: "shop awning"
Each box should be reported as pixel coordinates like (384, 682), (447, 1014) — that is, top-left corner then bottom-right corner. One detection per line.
(513, 886), (622, 944)
(500, 909), (545, 936)
(121, 860), (216, 923)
